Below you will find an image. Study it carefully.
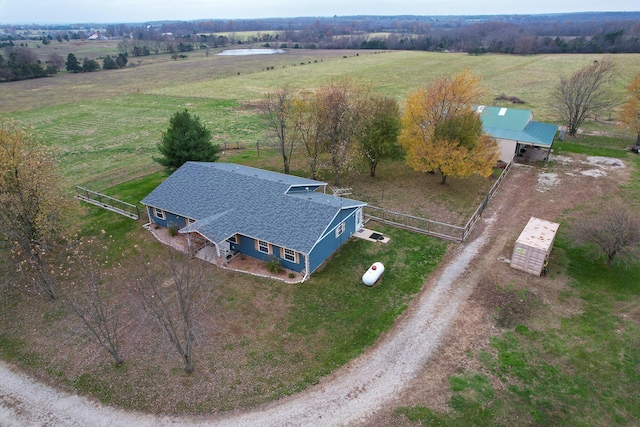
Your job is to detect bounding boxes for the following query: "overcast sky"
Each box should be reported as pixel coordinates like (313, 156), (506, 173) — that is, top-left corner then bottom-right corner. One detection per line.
(0, 0), (638, 25)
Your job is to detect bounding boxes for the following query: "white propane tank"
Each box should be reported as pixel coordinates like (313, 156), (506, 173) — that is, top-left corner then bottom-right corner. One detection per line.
(362, 262), (384, 286)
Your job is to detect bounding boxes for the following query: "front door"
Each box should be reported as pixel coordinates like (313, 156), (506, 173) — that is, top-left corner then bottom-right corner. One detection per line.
(355, 208), (363, 230)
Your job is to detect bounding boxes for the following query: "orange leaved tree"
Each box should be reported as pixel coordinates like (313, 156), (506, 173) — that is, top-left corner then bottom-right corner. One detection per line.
(618, 71), (640, 145)
(399, 69), (499, 185)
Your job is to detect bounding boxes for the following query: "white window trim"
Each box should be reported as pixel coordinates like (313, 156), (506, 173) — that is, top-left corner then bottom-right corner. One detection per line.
(187, 218), (196, 225)
(154, 207), (165, 220)
(335, 222), (345, 238)
(258, 240), (270, 254)
(283, 248), (296, 263)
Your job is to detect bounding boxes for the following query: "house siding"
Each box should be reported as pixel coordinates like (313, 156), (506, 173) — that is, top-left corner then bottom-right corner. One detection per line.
(147, 206), (189, 230)
(230, 236), (306, 273)
(308, 207), (360, 273)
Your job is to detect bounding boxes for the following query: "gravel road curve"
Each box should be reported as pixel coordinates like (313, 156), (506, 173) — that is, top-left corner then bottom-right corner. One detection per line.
(0, 210), (496, 427)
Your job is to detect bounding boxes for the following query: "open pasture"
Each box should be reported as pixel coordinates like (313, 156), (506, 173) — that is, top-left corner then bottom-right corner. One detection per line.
(0, 47), (639, 424)
(2, 50), (639, 189)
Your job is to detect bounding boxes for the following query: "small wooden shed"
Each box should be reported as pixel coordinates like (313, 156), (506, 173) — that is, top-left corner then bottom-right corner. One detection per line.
(510, 217), (559, 276)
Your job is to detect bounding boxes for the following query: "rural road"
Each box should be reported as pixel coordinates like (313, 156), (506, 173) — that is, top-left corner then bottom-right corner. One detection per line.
(0, 170), (515, 427)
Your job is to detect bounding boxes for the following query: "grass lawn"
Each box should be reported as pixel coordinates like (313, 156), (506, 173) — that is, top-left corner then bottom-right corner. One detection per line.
(0, 171), (448, 413)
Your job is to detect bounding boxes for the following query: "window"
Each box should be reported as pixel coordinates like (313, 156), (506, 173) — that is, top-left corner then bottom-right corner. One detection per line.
(226, 235), (237, 244)
(283, 248), (296, 263)
(187, 218), (196, 225)
(258, 240), (270, 254)
(335, 222), (345, 238)
(154, 207), (165, 220)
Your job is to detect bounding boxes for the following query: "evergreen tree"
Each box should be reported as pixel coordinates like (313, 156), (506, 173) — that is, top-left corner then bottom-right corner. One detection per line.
(82, 58), (100, 72)
(155, 110), (220, 171)
(102, 55), (117, 70)
(65, 53), (81, 73)
(115, 52), (128, 68)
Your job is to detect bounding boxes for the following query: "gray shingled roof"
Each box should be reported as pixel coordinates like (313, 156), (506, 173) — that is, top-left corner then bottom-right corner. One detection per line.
(141, 162), (366, 254)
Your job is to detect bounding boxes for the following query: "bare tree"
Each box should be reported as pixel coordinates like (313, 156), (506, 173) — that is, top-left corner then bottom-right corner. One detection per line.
(134, 249), (210, 373)
(65, 253), (124, 366)
(46, 52), (65, 71)
(572, 198), (640, 267)
(314, 79), (369, 185)
(291, 92), (324, 180)
(261, 85), (297, 174)
(552, 56), (616, 136)
(618, 71), (640, 145)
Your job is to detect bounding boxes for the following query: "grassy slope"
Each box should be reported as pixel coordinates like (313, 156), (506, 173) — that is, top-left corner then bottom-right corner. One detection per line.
(2, 51), (639, 189)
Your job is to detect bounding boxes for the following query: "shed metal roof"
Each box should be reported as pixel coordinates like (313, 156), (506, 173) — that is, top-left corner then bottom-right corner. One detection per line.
(479, 106), (558, 147)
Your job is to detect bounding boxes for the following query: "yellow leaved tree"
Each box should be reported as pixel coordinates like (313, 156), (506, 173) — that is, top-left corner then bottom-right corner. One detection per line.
(399, 69), (499, 185)
(0, 118), (69, 299)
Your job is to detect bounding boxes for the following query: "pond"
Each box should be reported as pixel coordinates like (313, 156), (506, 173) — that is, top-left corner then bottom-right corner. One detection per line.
(216, 48), (286, 56)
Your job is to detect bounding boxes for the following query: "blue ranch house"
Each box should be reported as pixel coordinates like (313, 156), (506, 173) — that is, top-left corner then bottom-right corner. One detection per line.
(141, 162), (367, 280)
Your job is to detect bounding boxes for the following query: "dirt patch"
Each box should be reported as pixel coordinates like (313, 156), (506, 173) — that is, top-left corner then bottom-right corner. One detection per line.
(369, 152), (631, 426)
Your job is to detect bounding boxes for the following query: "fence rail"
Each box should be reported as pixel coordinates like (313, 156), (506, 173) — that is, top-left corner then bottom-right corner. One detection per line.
(75, 186), (140, 220)
(364, 206), (465, 242)
(364, 161), (514, 242)
(462, 160), (513, 240)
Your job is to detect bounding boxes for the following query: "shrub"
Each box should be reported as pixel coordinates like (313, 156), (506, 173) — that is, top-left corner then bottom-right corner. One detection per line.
(168, 225), (179, 236)
(266, 258), (283, 274)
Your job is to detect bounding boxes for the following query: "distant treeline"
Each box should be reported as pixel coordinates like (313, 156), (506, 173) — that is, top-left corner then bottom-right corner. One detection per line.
(0, 48), (128, 82)
(114, 16), (640, 57)
(2, 12), (640, 82)
(118, 12), (640, 54)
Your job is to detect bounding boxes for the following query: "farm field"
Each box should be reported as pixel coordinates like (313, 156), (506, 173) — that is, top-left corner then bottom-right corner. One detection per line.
(0, 48), (639, 425)
(2, 49), (639, 192)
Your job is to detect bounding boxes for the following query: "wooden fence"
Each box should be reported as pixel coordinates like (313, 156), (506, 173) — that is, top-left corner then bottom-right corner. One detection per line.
(364, 206), (465, 242)
(462, 160), (513, 240)
(364, 161), (513, 242)
(75, 186), (140, 220)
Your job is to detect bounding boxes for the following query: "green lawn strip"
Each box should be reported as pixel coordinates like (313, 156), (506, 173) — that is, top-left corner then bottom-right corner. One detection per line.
(553, 134), (633, 158)
(76, 171), (166, 262)
(0, 333), (45, 370)
(288, 225), (446, 385)
(395, 233), (640, 426)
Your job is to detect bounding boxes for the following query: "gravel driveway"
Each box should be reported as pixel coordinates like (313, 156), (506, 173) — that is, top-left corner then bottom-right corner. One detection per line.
(2, 162), (578, 427)
(0, 217), (491, 427)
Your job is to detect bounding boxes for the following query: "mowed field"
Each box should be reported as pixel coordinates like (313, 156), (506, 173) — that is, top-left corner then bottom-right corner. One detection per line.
(2, 46), (640, 190)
